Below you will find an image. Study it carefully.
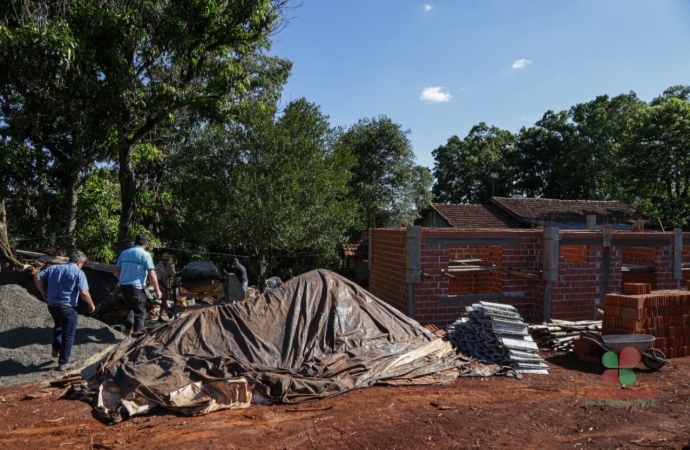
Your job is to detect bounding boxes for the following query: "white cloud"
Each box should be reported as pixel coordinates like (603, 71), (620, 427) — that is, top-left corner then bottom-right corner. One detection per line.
(511, 59), (532, 69)
(420, 86), (451, 102)
(423, 4), (433, 12)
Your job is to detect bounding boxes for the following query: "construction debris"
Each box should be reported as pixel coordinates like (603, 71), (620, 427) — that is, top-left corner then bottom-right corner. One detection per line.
(446, 302), (549, 374)
(528, 319), (602, 352)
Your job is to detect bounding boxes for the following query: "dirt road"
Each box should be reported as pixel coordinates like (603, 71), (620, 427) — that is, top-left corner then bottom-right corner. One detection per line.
(0, 352), (689, 449)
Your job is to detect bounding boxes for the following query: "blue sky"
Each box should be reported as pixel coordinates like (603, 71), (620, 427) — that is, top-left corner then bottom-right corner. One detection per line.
(270, 0), (690, 170)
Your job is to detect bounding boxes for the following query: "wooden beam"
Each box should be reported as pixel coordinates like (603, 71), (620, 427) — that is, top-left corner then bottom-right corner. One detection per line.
(438, 292), (526, 303)
(507, 270), (538, 280)
(425, 237), (523, 246)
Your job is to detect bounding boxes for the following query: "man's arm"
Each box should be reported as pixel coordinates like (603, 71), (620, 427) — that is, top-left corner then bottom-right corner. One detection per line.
(147, 269), (162, 299)
(80, 290), (96, 313)
(113, 266), (120, 280)
(34, 275), (47, 300)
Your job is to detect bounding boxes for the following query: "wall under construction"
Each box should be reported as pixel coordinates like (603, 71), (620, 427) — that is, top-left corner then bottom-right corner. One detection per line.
(369, 227), (686, 327)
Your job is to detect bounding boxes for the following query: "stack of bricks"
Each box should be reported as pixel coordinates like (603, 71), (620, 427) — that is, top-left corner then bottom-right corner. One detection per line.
(573, 337), (605, 363)
(602, 283), (690, 358)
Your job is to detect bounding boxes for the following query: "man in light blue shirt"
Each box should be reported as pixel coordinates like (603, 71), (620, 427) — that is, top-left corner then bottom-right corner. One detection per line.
(114, 233), (162, 335)
(34, 250), (96, 371)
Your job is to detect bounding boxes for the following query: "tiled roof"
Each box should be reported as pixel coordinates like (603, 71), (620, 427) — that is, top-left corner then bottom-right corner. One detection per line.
(429, 203), (525, 229)
(490, 197), (641, 225)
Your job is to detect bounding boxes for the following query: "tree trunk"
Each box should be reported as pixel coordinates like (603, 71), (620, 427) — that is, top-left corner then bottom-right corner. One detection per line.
(64, 172), (78, 255)
(0, 198), (23, 271)
(117, 140), (137, 252)
(0, 197), (8, 248)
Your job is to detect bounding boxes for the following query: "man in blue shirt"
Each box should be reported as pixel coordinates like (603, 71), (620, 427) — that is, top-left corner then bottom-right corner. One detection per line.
(114, 233), (162, 335)
(34, 250), (96, 371)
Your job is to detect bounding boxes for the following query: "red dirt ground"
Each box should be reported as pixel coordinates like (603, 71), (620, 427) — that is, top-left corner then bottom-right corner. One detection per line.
(0, 352), (689, 450)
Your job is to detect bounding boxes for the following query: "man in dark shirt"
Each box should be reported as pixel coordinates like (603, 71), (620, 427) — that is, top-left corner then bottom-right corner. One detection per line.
(34, 251), (96, 371)
(231, 258), (248, 293)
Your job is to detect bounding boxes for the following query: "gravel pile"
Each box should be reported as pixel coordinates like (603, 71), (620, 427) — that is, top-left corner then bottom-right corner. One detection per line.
(0, 284), (124, 387)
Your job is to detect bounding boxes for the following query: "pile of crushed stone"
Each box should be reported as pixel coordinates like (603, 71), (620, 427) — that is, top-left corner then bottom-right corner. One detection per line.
(0, 284), (124, 387)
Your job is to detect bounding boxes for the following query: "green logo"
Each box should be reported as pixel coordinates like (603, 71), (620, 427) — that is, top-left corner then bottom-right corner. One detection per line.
(601, 347), (640, 386)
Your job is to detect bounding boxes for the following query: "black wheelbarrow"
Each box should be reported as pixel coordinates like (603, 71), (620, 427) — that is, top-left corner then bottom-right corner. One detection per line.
(580, 331), (669, 370)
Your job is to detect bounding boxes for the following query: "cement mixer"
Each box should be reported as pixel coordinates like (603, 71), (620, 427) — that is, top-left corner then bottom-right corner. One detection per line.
(176, 261), (244, 306)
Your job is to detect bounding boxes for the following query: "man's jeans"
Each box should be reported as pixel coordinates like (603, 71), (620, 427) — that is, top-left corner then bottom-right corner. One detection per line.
(47, 304), (78, 365)
(121, 285), (147, 332)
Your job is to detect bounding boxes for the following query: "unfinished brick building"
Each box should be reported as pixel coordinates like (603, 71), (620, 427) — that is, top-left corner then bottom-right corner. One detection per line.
(368, 227), (689, 327)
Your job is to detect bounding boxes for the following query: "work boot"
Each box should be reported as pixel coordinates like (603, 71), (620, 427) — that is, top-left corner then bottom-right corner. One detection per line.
(51, 351), (59, 358)
(57, 362), (74, 372)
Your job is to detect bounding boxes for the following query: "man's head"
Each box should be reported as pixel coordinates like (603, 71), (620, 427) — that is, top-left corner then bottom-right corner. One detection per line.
(161, 252), (170, 266)
(232, 258), (239, 266)
(69, 250), (87, 268)
(134, 233), (149, 248)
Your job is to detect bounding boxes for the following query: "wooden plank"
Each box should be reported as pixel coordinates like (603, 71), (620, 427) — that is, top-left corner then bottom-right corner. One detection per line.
(438, 292), (525, 303)
(449, 258), (484, 264)
(507, 270), (538, 280)
(620, 264), (654, 273)
(425, 237), (522, 246)
(446, 266), (502, 273)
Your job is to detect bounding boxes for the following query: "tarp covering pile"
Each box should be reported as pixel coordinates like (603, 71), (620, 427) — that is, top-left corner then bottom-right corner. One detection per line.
(91, 270), (514, 422)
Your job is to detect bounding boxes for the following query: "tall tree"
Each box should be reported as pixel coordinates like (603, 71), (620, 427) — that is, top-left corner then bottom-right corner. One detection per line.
(621, 97), (690, 228)
(432, 123), (516, 203)
(0, 4), (112, 253)
(169, 99), (356, 287)
(338, 116), (432, 228)
(1, 0), (292, 251)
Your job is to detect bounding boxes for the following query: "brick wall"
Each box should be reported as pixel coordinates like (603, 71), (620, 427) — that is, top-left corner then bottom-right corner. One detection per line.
(622, 247), (655, 265)
(368, 228), (408, 314)
(446, 246), (503, 295)
(561, 245), (588, 262)
(369, 228), (682, 328)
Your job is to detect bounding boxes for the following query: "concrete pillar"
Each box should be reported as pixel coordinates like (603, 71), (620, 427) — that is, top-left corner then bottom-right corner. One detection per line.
(542, 227), (559, 322)
(602, 225), (611, 297)
(587, 215), (597, 231)
(406, 226), (421, 318)
(674, 228), (682, 288)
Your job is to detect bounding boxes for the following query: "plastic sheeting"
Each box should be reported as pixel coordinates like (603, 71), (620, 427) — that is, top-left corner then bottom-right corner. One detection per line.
(91, 270), (515, 422)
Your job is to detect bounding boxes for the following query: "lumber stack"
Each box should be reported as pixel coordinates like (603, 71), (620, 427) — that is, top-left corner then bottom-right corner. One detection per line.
(528, 320), (602, 352)
(602, 283), (690, 358)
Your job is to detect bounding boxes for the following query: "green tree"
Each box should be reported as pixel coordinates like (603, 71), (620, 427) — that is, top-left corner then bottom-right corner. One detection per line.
(169, 98), (356, 287)
(0, 6), (113, 253)
(338, 116), (432, 228)
(0, 0), (292, 251)
(621, 97), (690, 228)
(432, 123), (516, 203)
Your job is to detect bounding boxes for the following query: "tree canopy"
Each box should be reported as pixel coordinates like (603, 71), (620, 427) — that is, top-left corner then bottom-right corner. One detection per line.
(168, 99), (356, 285)
(338, 116), (432, 229)
(430, 85), (690, 230)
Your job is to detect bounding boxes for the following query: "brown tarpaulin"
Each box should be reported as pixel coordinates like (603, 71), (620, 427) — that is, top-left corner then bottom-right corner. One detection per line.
(92, 270), (515, 421)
